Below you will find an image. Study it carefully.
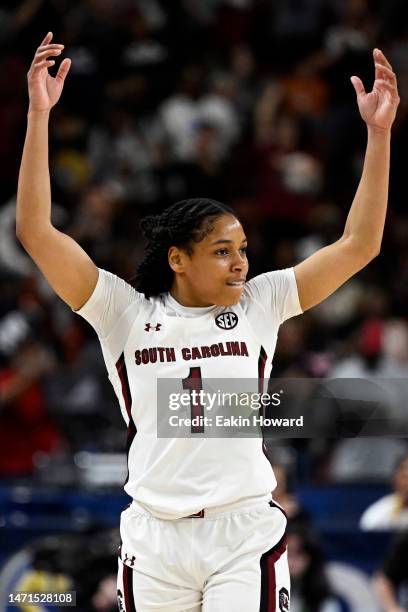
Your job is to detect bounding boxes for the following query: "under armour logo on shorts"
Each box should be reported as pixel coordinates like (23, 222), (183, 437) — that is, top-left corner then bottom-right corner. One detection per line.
(123, 553), (137, 567)
(145, 323), (162, 332)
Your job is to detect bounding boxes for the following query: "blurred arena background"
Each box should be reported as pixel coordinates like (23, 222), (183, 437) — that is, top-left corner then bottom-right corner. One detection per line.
(1, 0), (408, 610)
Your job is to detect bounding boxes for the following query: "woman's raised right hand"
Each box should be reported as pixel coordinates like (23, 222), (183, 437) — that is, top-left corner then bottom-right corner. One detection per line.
(27, 32), (71, 113)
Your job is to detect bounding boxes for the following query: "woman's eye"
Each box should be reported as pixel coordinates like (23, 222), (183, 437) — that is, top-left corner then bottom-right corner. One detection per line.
(215, 247), (248, 256)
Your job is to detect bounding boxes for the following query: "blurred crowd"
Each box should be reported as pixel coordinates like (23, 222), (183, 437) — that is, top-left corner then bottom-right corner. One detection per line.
(2, 0), (408, 609)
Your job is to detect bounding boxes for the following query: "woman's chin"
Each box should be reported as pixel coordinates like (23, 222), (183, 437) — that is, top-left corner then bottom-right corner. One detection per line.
(215, 288), (244, 307)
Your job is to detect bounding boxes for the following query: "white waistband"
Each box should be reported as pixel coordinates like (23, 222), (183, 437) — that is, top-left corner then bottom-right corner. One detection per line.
(129, 493), (273, 520)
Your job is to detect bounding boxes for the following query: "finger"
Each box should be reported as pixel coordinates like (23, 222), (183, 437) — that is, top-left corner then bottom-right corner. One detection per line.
(374, 48), (393, 71)
(31, 60), (56, 71)
(350, 76), (366, 97)
(35, 48), (63, 61)
(375, 63), (397, 86)
(34, 49), (62, 63)
(30, 49), (60, 71)
(35, 44), (64, 62)
(40, 31), (53, 46)
(37, 44), (64, 52)
(375, 67), (399, 99)
(374, 79), (400, 101)
(56, 58), (71, 83)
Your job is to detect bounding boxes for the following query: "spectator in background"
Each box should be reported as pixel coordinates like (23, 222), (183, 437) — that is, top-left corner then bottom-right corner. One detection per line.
(327, 315), (408, 484)
(272, 462), (311, 527)
(287, 524), (343, 612)
(0, 338), (62, 477)
(159, 65), (207, 163)
(374, 531), (408, 612)
(12, 528), (119, 612)
(360, 453), (408, 531)
(252, 81), (321, 233)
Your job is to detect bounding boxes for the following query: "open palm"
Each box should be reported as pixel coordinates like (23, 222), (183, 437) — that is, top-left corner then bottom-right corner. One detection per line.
(27, 32), (71, 112)
(351, 49), (400, 131)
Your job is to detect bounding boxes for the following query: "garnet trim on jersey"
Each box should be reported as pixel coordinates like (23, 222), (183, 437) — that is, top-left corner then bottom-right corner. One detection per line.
(116, 353), (137, 485)
(259, 532), (287, 612)
(258, 346), (271, 462)
(116, 353), (132, 419)
(258, 345), (267, 394)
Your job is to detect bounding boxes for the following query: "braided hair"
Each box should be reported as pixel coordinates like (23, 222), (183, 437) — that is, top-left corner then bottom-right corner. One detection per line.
(135, 198), (237, 298)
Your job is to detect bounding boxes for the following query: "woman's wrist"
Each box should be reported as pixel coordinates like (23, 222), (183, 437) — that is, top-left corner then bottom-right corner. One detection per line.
(366, 123), (392, 137)
(27, 107), (51, 118)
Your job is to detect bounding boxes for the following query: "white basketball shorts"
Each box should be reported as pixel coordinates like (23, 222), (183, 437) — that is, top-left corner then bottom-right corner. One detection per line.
(117, 496), (290, 612)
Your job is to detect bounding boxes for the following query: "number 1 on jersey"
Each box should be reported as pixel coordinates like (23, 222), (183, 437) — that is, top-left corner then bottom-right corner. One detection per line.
(182, 367), (204, 433)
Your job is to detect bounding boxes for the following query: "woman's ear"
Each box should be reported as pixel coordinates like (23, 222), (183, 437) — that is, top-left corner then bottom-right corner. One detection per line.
(168, 246), (184, 273)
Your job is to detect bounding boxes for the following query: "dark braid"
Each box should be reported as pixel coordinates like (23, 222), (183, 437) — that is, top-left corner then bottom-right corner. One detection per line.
(134, 198), (237, 298)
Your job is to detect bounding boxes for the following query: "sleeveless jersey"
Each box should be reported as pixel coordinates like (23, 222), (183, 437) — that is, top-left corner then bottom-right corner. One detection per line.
(75, 268), (302, 519)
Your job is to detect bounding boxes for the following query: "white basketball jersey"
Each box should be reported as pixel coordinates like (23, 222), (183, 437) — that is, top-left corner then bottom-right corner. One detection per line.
(75, 267), (302, 519)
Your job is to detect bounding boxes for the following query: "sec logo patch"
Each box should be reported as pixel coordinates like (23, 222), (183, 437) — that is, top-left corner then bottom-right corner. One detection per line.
(215, 312), (238, 330)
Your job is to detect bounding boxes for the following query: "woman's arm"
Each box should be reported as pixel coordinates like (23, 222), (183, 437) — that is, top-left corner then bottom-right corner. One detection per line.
(16, 32), (98, 310)
(294, 49), (400, 312)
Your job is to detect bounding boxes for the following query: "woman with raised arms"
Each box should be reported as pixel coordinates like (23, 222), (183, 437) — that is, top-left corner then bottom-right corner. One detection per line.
(17, 32), (399, 612)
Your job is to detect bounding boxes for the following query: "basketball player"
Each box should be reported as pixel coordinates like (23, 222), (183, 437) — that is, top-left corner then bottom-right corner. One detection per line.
(17, 32), (399, 611)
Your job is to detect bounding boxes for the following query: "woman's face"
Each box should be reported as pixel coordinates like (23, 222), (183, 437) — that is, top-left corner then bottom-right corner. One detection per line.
(169, 214), (249, 307)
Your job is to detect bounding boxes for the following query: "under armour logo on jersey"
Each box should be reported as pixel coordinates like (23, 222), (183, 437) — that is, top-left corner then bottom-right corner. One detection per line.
(145, 323), (162, 332)
(215, 312), (238, 330)
(123, 553), (136, 567)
